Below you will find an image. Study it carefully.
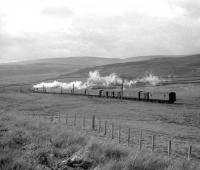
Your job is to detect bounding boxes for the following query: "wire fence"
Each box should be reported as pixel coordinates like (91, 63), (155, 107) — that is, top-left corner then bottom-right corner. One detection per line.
(24, 112), (200, 162)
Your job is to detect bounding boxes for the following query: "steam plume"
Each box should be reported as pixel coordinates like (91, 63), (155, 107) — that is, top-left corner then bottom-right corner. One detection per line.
(33, 70), (168, 90)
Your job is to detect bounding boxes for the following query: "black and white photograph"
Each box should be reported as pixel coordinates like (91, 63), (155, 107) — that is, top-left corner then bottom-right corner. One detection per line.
(0, 0), (200, 169)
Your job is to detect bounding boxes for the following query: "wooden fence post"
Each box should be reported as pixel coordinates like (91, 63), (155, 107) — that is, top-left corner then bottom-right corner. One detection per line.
(127, 128), (130, 146)
(59, 112), (61, 122)
(65, 113), (68, 125)
(118, 125), (121, 143)
(104, 121), (107, 135)
(99, 119), (101, 132)
(151, 135), (155, 151)
(49, 136), (52, 144)
(139, 138), (142, 151)
(140, 130), (143, 140)
(83, 114), (86, 129)
(188, 145), (192, 160)
(111, 122), (114, 139)
(51, 115), (54, 122)
(168, 140), (172, 157)
(92, 115), (95, 130)
(74, 113), (76, 126)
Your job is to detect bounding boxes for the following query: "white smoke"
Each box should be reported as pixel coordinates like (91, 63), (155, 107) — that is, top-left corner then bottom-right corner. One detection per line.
(33, 70), (168, 90)
(131, 72), (166, 86)
(33, 80), (87, 90)
(86, 70), (122, 87)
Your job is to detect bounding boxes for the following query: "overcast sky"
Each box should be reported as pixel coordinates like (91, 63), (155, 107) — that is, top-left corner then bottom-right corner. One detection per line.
(0, 0), (200, 63)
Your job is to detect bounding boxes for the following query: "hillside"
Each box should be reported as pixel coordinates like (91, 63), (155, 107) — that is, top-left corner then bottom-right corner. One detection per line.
(1, 54), (200, 86)
(123, 54), (184, 62)
(20, 56), (121, 66)
(0, 57), (121, 85)
(62, 54), (200, 84)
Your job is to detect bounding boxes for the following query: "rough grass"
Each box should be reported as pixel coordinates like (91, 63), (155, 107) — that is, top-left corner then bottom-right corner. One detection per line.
(0, 113), (87, 170)
(0, 113), (200, 170)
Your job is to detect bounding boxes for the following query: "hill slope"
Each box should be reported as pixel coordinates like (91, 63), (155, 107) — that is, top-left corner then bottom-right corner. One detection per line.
(1, 54), (200, 85)
(0, 57), (121, 85)
(63, 54), (200, 84)
(21, 56), (121, 66)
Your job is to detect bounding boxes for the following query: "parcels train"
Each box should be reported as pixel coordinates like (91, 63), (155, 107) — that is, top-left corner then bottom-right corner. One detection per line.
(32, 86), (176, 104)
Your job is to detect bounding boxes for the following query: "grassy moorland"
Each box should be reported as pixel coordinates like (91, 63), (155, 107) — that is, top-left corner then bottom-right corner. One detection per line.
(0, 56), (120, 85)
(64, 54), (200, 82)
(1, 108), (200, 170)
(2, 54), (199, 86)
(1, 55), (200, 169)
(0, 85), (200, 169)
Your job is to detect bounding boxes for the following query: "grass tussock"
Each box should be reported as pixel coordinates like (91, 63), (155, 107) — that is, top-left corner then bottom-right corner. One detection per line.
(0, 114), (88, 170)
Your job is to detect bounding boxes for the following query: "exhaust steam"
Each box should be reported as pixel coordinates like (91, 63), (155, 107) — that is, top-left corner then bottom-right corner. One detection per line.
(33, 70), (168, 90)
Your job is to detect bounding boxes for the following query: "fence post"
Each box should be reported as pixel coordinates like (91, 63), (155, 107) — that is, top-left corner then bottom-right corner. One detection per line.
(92, 115), (95, 130)
(74, 113), (76, 127)
(187, 145), (192, 160)
(139, 138), (142, 151)
(140, 130), (143, 140)
(51, 115), (54, 122)
(128, 128), (130, 146)
(83, 114), (86, 129)
(111, 122), (114, 139)
(99, 119), (101, 132)
(151, 135), (155, 151)
(59, 112), (61, 122)
(65, 113), (68, 125)
(118, 125), (121, 143)
(49, 136), (52, 144)
(168, 140), (172, 157)
(104, 120), (107, 135)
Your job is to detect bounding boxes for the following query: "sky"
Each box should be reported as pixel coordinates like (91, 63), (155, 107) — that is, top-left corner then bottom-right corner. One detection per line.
(0, 0), (200, 63)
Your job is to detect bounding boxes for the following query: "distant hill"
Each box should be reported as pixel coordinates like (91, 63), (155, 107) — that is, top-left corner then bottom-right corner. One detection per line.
(1, 54), (200, 85)
(62, 54), (200, 84)
(0, 56), (121, 85)
(123, 55), (184, 62)
(21, 56), (121, 66)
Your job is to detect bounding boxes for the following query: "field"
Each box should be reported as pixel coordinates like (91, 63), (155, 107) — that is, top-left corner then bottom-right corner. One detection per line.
(1, 55), (200, 169)
(1, 82), (200, 169)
